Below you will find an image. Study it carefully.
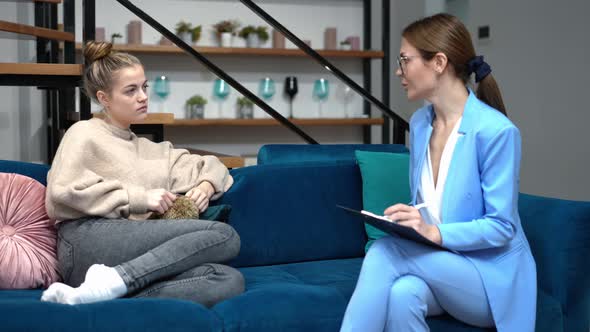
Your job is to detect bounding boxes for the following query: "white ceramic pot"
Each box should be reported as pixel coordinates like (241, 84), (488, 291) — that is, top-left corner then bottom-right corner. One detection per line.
(186, 104), (205, 119)
(179, 32), (192, 44)
(246, 34), (260, 48)
(220, 32), (233, 47)
(238, 105), (254, 119)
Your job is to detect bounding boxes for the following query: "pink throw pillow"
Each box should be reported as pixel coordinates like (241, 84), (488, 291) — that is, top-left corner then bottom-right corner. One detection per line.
(0, 173), (60, 289)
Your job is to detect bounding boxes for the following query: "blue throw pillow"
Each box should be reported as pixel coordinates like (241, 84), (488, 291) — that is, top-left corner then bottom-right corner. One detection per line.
(355, 151), (411, 251)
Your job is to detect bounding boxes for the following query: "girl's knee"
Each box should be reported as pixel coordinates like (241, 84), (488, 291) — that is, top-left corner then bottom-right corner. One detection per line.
(211, 222), (241, 259)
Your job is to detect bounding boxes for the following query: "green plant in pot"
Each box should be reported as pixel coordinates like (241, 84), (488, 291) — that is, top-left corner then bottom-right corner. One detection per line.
(175, 20), (193, 44)
(191, 25), (202, 44)
(110, 33), (122, 44)
(239, 25), (269, 48)
(213, 20), (240, 47)
(236, 96), (254, 119)
(185, 94), (207, 119)
(340, 39), (352, 51)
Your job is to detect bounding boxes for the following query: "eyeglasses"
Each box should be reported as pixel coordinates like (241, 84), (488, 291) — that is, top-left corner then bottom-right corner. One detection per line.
(396, 55), (418, 76)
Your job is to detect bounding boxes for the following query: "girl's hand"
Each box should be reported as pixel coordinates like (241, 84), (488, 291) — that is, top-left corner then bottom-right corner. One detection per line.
(384, 203), (442, 245)
(186, 181), (215, 212)
(146, 189), (177, 214)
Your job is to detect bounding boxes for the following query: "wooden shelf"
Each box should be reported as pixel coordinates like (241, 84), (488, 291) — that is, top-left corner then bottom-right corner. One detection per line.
(0, 20), (74, 42)
(89, 114), (382, 127)
(0, 63), (81, 75)
(92, 112), (174, 124)
(168, 118), (384, 127)
(74, 43), (384, 59)
(184, 148), (244, 169)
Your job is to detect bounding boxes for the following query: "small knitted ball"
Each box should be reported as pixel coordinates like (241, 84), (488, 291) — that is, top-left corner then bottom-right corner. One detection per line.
(152, 196), (199, 220)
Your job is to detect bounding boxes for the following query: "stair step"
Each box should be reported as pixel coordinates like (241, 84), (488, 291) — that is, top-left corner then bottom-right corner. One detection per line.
(0, 63), (82, 76)
(0, 20), (74, 42)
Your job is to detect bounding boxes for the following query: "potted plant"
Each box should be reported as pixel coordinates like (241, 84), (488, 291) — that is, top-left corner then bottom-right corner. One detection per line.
(175, 20), (193, 44)
(236, 96), (254, 119)
(191, 25), (202, 45)
(213, 20), (240, 47)
(185, 94), (207, 119)
(110, 33), (122, 44)
(340, 40), (352, 51)
(239, 25), (269, 48)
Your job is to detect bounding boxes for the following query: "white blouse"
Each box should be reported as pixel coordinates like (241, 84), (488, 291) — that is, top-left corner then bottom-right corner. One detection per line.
(417, 117), (463, 225)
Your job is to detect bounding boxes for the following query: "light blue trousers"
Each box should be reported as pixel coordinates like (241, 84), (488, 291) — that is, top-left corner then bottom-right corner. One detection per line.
(340, 235), (495, 332)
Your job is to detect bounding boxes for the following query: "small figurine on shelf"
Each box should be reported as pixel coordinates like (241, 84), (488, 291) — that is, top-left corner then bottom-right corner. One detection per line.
(272, 29), (285, 49)
(185, 95), (207, 119)
(127, 20), (142, 45)
(213, 20), (240, 47)
(110, 33), (122, 44)
(324, 27), (337, 50)
(175, 20), (193, 44)
(236, 97), (254, 119)
(346, 36), (361, 50)
(238, 25), (269, 48)
(95, 27), (106, 42)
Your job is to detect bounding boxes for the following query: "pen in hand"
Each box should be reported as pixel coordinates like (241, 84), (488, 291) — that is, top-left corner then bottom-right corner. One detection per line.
(380, 202), (429, 222)
(411, 202), (428, 210)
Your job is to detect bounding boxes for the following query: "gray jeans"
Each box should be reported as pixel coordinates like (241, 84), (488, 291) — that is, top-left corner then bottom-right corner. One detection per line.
(56, 218), (244, 307)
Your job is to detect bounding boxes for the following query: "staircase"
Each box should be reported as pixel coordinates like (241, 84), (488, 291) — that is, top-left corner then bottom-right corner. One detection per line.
(0, 0), (82, 163)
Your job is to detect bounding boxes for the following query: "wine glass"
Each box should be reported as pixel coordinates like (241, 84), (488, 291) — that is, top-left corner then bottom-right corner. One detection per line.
(154, 75), (170, 112)
(259, 77), (276, 100)
(342, 85), (353, 118)
(313, 78), (329, 118)
(284, 76), (298, 118)
(213, 78), (230, 118)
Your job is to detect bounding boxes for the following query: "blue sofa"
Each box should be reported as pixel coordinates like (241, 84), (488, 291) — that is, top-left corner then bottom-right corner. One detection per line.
(1, 144), (589, 332)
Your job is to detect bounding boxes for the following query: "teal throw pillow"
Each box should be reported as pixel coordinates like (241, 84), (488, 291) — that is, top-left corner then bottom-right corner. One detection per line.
(201, 204), (232, 222)
(355, 150), (411, 252)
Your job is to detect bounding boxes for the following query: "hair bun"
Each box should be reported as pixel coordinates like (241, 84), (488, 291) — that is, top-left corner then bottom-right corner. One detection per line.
(83, 41), (113, 64)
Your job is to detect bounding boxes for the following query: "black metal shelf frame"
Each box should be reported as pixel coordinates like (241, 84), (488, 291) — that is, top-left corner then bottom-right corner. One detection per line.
(81, 0), (408, 145)
(0, 0), (408, 162)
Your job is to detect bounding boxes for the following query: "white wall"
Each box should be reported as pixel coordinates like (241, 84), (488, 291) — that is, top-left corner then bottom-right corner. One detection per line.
(71, 0), (370, 158)
(466, 0), (590, 200)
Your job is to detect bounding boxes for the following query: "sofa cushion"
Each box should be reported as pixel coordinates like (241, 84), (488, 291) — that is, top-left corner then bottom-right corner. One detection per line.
(257, 144), (408, 165)
(0, 290), (222, 332)
(220, 161), (367, 267)
(0, 173), (59, 289)
(518, 193), (590, 332)
(213, 258), (362, 332)
(355, 150), (411, 251)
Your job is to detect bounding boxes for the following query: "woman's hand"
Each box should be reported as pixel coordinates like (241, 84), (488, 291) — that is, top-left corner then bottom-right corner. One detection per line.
(185, 181), (215, 212)
(146, 189), (177, 214)
(384, 204), (442, 245)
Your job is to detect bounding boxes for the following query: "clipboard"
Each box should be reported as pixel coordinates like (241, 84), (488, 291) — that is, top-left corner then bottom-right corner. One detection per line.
(336, 205), (449, 251)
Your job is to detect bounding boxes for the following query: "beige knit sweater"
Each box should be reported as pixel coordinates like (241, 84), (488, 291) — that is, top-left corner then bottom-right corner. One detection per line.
(46, 118), (233, 222)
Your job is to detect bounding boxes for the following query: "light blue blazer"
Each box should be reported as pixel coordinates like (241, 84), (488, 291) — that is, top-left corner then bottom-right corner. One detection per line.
(409, 90), (537, 332)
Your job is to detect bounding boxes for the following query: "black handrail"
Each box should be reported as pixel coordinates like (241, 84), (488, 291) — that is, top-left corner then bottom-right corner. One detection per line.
(239, 0), (409, 130)
(114, 0), (318, 145)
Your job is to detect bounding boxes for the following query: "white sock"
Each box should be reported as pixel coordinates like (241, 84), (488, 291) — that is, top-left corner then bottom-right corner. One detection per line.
(41, 282), (75, 303)
(41, 264), (127, 305)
